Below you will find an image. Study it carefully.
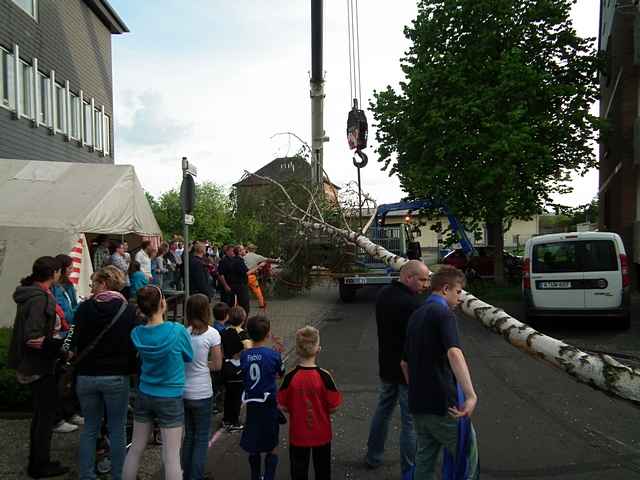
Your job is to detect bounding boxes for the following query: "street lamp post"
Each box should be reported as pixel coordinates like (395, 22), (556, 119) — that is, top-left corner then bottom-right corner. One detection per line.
(181, 157), (197, 315)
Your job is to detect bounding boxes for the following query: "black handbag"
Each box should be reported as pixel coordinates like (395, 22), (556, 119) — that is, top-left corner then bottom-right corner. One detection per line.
(57, 301), (127, 397)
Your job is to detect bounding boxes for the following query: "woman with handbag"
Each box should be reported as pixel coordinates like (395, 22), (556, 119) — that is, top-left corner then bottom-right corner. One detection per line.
(8, 256), (69, 479)
(72, 266), (139, 480)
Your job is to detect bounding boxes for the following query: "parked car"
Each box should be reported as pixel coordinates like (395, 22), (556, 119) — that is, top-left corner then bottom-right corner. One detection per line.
(442, 247), (522, 279)
(522, 231), (630, 329)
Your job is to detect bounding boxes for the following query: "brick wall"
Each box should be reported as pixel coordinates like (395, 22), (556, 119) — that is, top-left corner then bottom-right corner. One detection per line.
(599, 7), (638, 248)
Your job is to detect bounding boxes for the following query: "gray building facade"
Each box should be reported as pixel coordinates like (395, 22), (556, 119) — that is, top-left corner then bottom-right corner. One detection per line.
(0, 0), (127, 163)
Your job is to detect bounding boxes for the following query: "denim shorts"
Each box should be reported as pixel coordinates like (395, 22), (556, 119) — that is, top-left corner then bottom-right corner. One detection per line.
(134, 391), (184, 428)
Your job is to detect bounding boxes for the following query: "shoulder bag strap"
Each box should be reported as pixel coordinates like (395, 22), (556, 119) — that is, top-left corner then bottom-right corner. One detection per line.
(73, 301), (128, 366)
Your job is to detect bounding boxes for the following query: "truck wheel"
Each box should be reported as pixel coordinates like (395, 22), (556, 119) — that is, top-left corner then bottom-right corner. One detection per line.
(339, 281), (357, 303)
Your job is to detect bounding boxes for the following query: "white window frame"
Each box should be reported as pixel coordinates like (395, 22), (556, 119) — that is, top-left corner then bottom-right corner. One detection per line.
(37, 71), (50, 126)
(103, 112), (111, 155)
(69, 92), (80, 140)
(19, 59), (34, 120)
(83, 100), (93, 147)
(94, 106), (103, 151)
(11, 0), (38, 21)
(54, 81), (66, 134)
(0, 47), (16, 111)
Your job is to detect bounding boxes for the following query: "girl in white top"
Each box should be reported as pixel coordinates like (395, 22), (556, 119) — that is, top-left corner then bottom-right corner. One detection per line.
(182, 294), (223, 479)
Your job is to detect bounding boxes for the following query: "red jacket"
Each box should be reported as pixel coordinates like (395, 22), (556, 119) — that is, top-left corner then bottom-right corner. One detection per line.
(277, 365), (342, 447)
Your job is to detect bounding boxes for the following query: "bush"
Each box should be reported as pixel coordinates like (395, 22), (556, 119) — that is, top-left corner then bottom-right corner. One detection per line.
(0, 328), (33, 411)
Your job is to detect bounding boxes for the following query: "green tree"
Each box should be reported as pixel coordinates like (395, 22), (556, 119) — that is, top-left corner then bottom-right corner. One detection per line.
(371, 0), (600, 283)
(147, 181), (232, 243)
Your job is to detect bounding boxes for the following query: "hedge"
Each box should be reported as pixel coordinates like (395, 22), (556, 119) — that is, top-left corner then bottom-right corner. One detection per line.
(0, 328), (33, 411)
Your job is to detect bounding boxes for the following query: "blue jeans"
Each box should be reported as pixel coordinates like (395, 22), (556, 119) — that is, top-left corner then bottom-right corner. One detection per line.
(76, 375), (130, 480)
(181, 397), (212, 480)
(366, 382), (416, 474)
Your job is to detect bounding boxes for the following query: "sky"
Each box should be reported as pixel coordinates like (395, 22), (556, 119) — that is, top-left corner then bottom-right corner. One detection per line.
(109, 0), (600, 208)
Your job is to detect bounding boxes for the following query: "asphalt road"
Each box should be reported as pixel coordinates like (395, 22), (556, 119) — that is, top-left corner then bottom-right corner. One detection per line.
(205, 286), (640, 479)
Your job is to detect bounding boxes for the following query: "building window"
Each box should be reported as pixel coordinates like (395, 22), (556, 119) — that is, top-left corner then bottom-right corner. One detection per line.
(94, 108), (103, 151)
(54, 82), (66, 133)
(0, 48), (15, 110)
(104, 114), (111, 155)
(70, 93), (80, 139)
(83, 101), (93, 146)
(19, 61), (34, 119)
(11, 0), (37, 20)
(38, 72), (50, 126)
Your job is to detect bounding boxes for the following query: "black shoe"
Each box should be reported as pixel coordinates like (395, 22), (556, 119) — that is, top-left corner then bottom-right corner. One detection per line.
(27, 463), (70, 478)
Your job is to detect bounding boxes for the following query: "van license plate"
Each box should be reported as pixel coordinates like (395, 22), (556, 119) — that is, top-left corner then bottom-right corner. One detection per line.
(539, 281), (572, 289)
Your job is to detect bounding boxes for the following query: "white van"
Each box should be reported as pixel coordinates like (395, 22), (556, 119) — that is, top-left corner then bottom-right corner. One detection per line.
(522, 232), (631, 329)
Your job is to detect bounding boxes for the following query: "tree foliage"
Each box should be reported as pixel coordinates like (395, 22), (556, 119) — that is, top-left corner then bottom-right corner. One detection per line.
(371, 0), (601, 280)
(146, 181), (232, 243)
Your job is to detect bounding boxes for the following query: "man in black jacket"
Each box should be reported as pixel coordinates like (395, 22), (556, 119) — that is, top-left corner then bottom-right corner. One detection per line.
(189, 241), (215, 300)
(365, 259), (430, 478)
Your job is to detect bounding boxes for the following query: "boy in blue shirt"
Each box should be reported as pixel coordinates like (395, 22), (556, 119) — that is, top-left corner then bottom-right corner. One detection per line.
(212, 302), (229, 334)
(240, 315), (285, 480)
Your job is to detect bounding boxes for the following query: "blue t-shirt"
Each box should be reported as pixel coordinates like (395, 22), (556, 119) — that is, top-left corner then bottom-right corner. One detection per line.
(240, 346), (284, 404)
(131, 322), (193, 398)
(213, 321), (226, 334)
(403, 294), (461, 416)
(130, 271), (149, 298)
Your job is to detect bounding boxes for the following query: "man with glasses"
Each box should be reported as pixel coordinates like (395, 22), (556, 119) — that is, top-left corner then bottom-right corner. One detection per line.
(401, 265), (479, 480)
(365, 260), (430, 479)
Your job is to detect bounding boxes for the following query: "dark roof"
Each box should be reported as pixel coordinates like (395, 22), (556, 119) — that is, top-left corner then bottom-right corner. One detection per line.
(234, 156), (341, 190)
(234, 157), (313, 187)
(83, 0), (129, 34)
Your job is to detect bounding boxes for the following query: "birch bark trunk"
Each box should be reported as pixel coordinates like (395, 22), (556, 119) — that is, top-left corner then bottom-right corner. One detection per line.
(299, 219), (640, 405)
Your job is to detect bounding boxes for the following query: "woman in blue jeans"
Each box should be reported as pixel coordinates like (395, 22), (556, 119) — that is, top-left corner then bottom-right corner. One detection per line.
(182, 294), (222, 479)
(124, 285), (193, 480)
(73, 266), (139, 480)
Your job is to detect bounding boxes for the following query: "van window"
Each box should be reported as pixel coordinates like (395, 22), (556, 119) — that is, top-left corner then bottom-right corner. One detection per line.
(533, 242), (579, 273)
(582, 240), (617, 272)
(532, 240), (618, 273)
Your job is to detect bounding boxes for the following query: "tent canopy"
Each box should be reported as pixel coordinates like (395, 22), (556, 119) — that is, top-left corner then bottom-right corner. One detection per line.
(0, 159), (161, 235)
(0, 159), (161, 327)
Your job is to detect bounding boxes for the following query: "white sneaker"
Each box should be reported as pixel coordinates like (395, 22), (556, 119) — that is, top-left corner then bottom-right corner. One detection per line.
(69, 414), (85, 425)
(53, 421), (78, 433)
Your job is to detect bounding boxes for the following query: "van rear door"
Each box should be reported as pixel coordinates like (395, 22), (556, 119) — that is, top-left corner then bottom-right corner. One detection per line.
(531, 240), (584, 309)
(582, 239), (622, 309)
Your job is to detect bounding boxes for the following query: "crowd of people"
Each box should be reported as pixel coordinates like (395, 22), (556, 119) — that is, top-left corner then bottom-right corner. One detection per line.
(8, 244), (341, 480)
(8, 237), (479, 480)
(92, 236), (278, 313)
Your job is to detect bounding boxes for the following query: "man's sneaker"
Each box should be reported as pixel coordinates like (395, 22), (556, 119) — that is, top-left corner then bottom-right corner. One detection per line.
(96, 456), (112, 474)
(69, 414), (85, 425)
(227, 423), (243, 433)
(52, 421), (78, 433)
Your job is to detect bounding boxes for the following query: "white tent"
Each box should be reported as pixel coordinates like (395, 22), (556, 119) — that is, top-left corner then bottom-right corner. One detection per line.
(0, 159), (162, 327)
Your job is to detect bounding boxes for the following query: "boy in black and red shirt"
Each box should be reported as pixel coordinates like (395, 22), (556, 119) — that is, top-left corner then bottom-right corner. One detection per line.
(277, 326), (342, 480)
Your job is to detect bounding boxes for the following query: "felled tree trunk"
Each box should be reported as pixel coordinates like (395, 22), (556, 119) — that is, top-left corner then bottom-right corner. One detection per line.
(299, 219), (640, 405)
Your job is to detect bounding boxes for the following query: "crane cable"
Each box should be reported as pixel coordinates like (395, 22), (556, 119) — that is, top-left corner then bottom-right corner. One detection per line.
(346, 0), (362, 108)
(346, 0), (368, 168)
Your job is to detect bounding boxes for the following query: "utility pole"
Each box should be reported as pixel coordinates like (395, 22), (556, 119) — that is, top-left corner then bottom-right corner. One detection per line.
(311, 0), (329, 186)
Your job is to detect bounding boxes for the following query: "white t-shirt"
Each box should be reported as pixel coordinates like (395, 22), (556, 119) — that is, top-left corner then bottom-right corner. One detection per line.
(243, 252), (267, 271)
(184, 326), (221, 400)
(135, 250), (152, 279)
